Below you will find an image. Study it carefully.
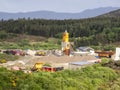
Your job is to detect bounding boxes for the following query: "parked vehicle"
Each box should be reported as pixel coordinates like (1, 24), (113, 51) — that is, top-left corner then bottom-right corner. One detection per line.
(35, 51), (46, 56)
(95, 51), (115, 58)
(31, 62), (64, 72)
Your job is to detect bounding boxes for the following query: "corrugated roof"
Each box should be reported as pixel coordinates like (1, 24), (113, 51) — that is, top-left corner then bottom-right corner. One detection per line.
(69, 61), (93, 66)
(78, 47), (94, 52)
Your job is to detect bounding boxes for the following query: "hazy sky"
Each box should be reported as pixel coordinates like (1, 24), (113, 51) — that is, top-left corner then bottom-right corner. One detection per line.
(0, 0), (120, 13)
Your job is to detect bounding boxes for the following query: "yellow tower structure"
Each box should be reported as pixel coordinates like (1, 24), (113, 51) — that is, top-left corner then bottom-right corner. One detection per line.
(62, 30), (69, 42)
(62, 30), (70, 55)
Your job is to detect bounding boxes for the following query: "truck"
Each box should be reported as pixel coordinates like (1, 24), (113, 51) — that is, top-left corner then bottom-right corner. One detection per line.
(95, 51), (115, 58)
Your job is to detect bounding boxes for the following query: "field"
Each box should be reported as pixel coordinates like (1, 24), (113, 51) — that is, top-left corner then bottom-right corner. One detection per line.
(0, 34), (61, 50)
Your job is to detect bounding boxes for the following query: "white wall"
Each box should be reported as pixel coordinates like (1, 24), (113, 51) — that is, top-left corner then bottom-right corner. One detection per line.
(114, 48), (120, 61)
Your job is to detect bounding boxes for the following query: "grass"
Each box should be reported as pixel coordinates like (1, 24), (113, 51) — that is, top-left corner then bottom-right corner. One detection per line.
(0, 41), (60, 50)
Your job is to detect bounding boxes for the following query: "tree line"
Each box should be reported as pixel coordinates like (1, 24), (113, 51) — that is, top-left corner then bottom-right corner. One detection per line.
(0, 17), (120, 46)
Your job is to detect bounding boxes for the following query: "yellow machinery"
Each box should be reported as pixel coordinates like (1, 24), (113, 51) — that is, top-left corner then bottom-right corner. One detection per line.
(35, 51), (46, 56)
(31, 62), (43, 71)
(62, 30), (70, 55)
(31, 62), (64, 72)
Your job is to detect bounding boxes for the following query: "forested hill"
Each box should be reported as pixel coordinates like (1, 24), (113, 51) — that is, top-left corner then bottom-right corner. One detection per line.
(0, 9), (120, 47)
(99, 9), (120, 17)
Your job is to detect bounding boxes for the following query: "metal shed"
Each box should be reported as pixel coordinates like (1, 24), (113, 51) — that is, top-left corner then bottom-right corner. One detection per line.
(69, 61), (94, 70)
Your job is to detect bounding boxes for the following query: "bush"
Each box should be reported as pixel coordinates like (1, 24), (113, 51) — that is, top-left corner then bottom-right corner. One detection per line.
(0, 53), (19, 62)
(43, 63), (51, 67)
(101, 60), (120, 70)
(0, 31), (8, 39)
(0, 63), (118, 90)
(0, 59), (7, 63)
(101, 58), (110, 64)
(103, 45), (116, 51)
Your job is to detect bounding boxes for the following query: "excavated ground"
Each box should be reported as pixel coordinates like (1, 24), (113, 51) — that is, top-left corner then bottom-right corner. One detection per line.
(0, 54), (97, 70)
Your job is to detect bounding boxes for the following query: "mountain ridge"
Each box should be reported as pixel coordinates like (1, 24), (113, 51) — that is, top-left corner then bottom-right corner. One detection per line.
(98, 9), (120, 17)
(0, 7), (120, 20)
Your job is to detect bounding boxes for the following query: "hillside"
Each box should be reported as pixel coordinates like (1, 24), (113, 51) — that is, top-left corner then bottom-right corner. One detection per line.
(0, 34), (47, 42)
(0, 7), (119, 20)
(0, 8), (120, 49)
(99, 9), (120, 17)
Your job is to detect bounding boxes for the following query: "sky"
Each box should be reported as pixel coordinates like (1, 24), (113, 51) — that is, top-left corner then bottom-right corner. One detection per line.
(0, 0), (120, 13)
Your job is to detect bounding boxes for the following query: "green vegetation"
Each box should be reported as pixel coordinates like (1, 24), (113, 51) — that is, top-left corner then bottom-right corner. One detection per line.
(0, 10), (120, 89)
(100, 77), (120, 90)
(0, 40), (60, 50)
(0, 61), (119, 90)
(91, 44), (116, 51)
(0, 53), (19, 63)
(0, 16), (120, 48)
(0, 10), (120, 50)
(43, 63), (51, 67)
(98, 60), (120, 90)
(32, 42), (60, 50)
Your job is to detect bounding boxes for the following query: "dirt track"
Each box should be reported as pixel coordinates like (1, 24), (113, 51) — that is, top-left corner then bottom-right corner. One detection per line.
(27, 55), (97, 63)
(25, 55), (97, 68)
(1, 54), (97, 69)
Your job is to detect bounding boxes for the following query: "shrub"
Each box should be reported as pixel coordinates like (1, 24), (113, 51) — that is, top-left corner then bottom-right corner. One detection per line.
(103, 45), (116, 51)
(0, 53), (19, 62)
(101, 58), (110, 64)
(43, 63), (51, 67)
(0, 31), (8, 39)
(0, 63), (118, 90)
(0, 59), (7, 63)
